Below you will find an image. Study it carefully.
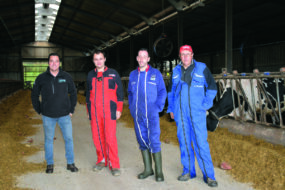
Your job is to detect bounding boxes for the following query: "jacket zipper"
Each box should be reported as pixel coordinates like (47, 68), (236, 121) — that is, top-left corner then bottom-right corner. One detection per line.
(51, 77), (55, 94)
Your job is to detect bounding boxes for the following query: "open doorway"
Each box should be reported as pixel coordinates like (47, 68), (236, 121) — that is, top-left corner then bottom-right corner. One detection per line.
(22, 60), (61, 89)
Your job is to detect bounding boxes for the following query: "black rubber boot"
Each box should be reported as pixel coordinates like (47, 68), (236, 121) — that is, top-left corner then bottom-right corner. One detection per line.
(152, 152), (164, 182)
(46, 164), (54, 174)
(138, 150), (154, 179)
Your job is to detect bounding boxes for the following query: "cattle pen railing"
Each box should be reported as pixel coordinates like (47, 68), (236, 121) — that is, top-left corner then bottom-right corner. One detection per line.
(122, 72), (285, 129)
(213, 73), (285, 129)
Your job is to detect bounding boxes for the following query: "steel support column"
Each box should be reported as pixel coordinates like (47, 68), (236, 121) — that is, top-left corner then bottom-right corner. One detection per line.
(116, 45), (121, 74)
(130, 37), (135, 71)
(177, 12), (183, 49)
(225, 0), (233, 73)
(62, 46), (65, 71)
(148, 26), (154, 67)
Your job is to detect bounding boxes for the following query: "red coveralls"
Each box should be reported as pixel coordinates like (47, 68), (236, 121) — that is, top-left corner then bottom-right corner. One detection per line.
(86, 67), (124, 169)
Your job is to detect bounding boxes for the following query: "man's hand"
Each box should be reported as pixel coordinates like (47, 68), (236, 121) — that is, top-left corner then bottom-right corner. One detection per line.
(69, 113), (73, 117)
(170, 112), (174, 119)
(116, 111), (122, 120)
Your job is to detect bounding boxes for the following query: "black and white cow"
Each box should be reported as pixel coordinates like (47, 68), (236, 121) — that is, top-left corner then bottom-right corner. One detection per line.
(207, 82), (249, 132)
(207, 76), (285, 131)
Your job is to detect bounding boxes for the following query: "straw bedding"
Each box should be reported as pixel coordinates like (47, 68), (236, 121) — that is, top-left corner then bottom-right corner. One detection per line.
(0, 91), (284, 190)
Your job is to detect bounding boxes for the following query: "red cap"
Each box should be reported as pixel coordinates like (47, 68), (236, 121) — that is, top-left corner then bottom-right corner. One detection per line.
(179, 45), (193, 54)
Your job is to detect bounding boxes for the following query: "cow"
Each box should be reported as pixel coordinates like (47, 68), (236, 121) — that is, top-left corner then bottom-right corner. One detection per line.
(207, 75), (285, 131)
(207, 86), (248, 131)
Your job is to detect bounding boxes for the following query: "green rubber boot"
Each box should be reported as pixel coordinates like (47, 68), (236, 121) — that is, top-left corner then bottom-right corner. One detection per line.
(152, 152), (164, 182)
(138, 150), (154, 179)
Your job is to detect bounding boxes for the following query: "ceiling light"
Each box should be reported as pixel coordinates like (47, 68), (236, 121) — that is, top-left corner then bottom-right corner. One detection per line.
(35, 0), (61, 42)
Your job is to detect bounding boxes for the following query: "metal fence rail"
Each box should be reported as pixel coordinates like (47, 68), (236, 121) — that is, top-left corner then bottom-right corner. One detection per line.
(122, 72), (285, 129)
(214, 73), (285, 128)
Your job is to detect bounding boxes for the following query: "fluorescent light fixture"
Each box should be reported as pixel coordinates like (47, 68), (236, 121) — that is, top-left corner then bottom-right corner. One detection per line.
(48, 16), (56, 20)
(35, 0), (61, 41)
(49, 4), (59, 10)
(35, 4), (42, 8)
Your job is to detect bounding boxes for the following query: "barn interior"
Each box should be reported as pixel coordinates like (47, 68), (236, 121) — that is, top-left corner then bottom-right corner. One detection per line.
(0, 0), (285, 189)
(1, 0), (285, 87)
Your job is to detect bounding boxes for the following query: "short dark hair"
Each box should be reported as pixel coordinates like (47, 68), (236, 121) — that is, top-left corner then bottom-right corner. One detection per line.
(48, 53), (60, 62)
(138, 48), (149, 55)
(93, 50), (106, 58)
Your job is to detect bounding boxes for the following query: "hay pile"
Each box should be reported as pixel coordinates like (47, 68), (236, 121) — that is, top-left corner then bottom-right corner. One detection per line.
(0, 90), (44, 190)
(119, 105), (285, 190)
(209, 128), (285, 190)
(77, 93), (86, 105)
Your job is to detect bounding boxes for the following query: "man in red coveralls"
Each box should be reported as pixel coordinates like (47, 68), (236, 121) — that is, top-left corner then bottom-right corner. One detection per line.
(86, 50), (124, 176)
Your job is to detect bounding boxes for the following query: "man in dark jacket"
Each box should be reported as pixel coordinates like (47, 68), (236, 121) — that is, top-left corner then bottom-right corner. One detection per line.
(31, 53), (78, 174)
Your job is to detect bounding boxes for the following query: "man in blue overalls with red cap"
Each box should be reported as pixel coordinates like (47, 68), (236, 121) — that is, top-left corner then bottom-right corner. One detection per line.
(128, 48), (167, 182)
(167, 45), (218, 187)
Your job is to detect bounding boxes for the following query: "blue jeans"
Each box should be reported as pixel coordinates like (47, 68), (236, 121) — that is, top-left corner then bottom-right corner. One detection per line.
(42, 115), (74, 165)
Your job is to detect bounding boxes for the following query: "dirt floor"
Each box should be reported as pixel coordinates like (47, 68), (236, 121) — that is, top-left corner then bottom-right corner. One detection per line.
(0, 90), (285, 190)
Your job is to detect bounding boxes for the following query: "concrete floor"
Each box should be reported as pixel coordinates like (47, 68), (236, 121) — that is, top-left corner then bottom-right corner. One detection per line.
(16, 104), (254, 190)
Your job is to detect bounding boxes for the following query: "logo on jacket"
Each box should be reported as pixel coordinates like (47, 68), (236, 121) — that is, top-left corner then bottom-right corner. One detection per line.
(194, 73), (203, 78)
(150, 75), (156, 81)
(173, 75), (179, 79)
(148, 82), (156, 85)
(109, 74), (116, 77)
(58, 79), (66, 83)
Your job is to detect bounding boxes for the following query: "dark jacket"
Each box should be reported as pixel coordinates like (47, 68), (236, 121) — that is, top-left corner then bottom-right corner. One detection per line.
(31, 67), (77, 118)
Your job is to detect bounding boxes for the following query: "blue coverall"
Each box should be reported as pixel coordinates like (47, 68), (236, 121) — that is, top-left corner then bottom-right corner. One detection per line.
(128, 65), (167, 153)
(167, 60), (217, 182)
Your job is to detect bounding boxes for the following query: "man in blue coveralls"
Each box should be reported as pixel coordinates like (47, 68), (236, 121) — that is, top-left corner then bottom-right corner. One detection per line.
(167, 45), (218, 187)
(128, 48), (167, 182)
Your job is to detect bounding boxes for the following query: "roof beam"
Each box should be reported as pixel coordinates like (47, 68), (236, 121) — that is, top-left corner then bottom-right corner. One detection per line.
(167, 0), (188, 11)
(0, 14), (34, 23)
(0, 2), (33, 12)
(51, 30), (100, 47)
(168, 0), (206, 11)
(50, 39), (91, 52)
(54, 0), (84, 41)
(13, 31), (34, 39)
(1, 22), (34, 35)
(95, 0), (156, 25)
(60, 3), (131, 33)
(57, 16), (115, 37)
(52, 25), (103, 43)
(16, 0), (32, 43)
(0, 17), (15, 45)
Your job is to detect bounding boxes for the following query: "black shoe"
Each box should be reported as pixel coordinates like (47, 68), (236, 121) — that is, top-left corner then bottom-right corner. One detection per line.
(46, 164), (54, 174)
(93, 162), (105, 172)
(67, 163), (78, 172)
(177, 173), (190, 181)
(111, 168), (121, 176)
(207, 178), (218, 187)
